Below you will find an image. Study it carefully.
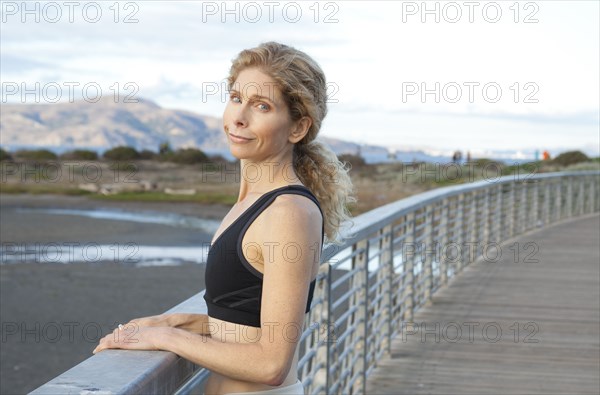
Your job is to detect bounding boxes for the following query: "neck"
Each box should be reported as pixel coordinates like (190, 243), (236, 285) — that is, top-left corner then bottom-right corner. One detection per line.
(236, 153), (301, 203)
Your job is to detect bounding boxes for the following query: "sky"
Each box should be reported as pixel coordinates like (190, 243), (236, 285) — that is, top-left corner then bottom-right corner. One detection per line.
(1, 0), (599, 159)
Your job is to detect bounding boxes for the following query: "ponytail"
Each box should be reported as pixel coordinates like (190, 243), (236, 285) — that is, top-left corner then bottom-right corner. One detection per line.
(293, 140), (356, 246)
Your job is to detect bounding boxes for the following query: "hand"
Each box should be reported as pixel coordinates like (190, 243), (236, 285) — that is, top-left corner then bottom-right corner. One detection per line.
(127, 314), (170, 328)
(92, 323), (166, 354)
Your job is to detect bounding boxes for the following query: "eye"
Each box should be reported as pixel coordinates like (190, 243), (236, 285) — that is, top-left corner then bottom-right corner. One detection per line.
(230, 94), (241, 103)
(257, 103), (270, 111)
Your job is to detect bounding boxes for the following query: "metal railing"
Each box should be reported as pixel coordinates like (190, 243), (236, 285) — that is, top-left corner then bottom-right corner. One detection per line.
(32, 170), (599, 395)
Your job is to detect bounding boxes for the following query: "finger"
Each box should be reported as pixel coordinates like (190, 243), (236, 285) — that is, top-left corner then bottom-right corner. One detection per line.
(93, 340), (105, 354)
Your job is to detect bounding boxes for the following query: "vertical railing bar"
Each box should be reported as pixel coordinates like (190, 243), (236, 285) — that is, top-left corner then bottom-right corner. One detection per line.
(423, 204), (434, 304)
(566, 176), (573, 218)
(555, 180), (562, 223)
(325, 261), (332, 393)
(403, 211), (415, 323)
(363, 239), (369, 395)
(389, 223), (394, 357)
(439, 197), (449, 286)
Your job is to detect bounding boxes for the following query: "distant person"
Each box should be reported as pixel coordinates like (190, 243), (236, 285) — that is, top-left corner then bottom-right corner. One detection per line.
(543, 150), (551, 160)
(466, 151), (471, 163)
(453, 150), (462, 164)
(93, 42), (357, 394)
(452, 150), (459, 164)
(534, 149), (539, 161)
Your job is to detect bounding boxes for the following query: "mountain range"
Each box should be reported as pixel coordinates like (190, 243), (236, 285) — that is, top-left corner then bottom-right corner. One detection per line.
(1, 97), (410, 162)
(1, 97), (549, 164)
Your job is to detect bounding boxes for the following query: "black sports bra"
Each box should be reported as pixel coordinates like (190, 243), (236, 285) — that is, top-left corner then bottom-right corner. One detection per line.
(203, 185), (325, 328)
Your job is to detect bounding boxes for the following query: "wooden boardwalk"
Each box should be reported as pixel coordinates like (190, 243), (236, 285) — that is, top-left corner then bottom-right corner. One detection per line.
(366, 214), (600, 395)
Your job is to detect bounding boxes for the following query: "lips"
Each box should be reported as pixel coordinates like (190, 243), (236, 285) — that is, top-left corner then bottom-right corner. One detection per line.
(229, 133), (254, 140)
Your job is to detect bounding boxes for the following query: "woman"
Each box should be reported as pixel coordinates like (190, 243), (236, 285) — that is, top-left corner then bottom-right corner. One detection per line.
(93, 41), (356, 395)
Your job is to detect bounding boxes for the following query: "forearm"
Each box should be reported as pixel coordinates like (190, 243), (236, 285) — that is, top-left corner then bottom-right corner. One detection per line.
(155, 327), (281, 386)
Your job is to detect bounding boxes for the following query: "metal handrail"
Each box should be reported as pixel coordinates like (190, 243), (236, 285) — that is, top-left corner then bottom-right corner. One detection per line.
(31, 170), (600, 394)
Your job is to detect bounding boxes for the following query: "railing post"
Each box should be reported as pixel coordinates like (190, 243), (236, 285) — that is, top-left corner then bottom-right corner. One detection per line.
(565, 176), (573, 219)
(543, 180), (551, 226)
(423, 205), (434, 304)
(470, 190), (479, 262)
(326, 259), (332, 393)
(554, 180), (562, 222)
(507, 183), (516, 239)
(363, 239), (369, 395)
(311, 261), (331, 394)
(577, 177), (585, 216)
(496, 183), (504, 242)
(439, 198), (449, 286)
(461, 191), (476, 269)
(518, 182), (527, 234)
(595, 176), (600, 213)
(482, 188), (491, 248)
(348, 239), (368, 395)
(378, 224), (393, 357)
(456, 193), (466, 273)
(531, 180), (540, 228)
(589, 176), (597, 213)
(471, 191), (478, 259)
(402, 211), (415, 322)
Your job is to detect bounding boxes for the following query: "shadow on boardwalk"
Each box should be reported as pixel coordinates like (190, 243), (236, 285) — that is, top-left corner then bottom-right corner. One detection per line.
(366, 214), (600, 395)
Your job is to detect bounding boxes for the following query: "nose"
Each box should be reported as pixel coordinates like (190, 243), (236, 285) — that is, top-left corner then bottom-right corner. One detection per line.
(232, 102), (248, 129)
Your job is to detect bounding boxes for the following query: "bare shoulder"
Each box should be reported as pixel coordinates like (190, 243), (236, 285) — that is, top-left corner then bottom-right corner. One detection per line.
(254, 192), (322, 242)
(269, 193), (322, 224)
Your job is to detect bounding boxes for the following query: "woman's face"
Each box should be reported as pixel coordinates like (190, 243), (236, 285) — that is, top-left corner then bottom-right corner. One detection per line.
(223, 67), (303, 161)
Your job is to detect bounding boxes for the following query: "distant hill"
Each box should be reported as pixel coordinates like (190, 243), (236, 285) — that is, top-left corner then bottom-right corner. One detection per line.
(1, 97), (226, 155)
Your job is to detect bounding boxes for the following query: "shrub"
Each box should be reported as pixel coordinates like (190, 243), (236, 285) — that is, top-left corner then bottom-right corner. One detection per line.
(472, 158), (500, 168)
(159, 141), (173, 155)
(60, 149), (98, 160)
(0, 147), (12, 161)
(163, 148), (209, 165)
(139, 149), (158, 160)
(13, 149), (57, 161)
(103, 146), (140, 161)
(552, 150), (589, 167)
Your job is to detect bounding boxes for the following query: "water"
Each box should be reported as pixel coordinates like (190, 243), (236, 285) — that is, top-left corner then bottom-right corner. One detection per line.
(13, 207), (221, 233)
(1, 207), (220, 266)
(0, 243), (211, 267)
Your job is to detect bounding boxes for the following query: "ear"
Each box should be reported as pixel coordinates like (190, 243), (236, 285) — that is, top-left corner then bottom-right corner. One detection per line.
(289, 116), (312, 144)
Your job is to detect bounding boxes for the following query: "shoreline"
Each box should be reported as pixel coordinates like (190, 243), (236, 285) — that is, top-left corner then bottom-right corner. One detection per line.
(0, 192), (232, 220)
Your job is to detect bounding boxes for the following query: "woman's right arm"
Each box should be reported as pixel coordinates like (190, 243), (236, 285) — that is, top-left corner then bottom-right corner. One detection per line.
(127, 313), (211, 336)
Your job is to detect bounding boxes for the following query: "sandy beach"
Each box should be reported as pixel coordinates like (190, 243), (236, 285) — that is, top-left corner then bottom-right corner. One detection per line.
(0, 194), (231, 394)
